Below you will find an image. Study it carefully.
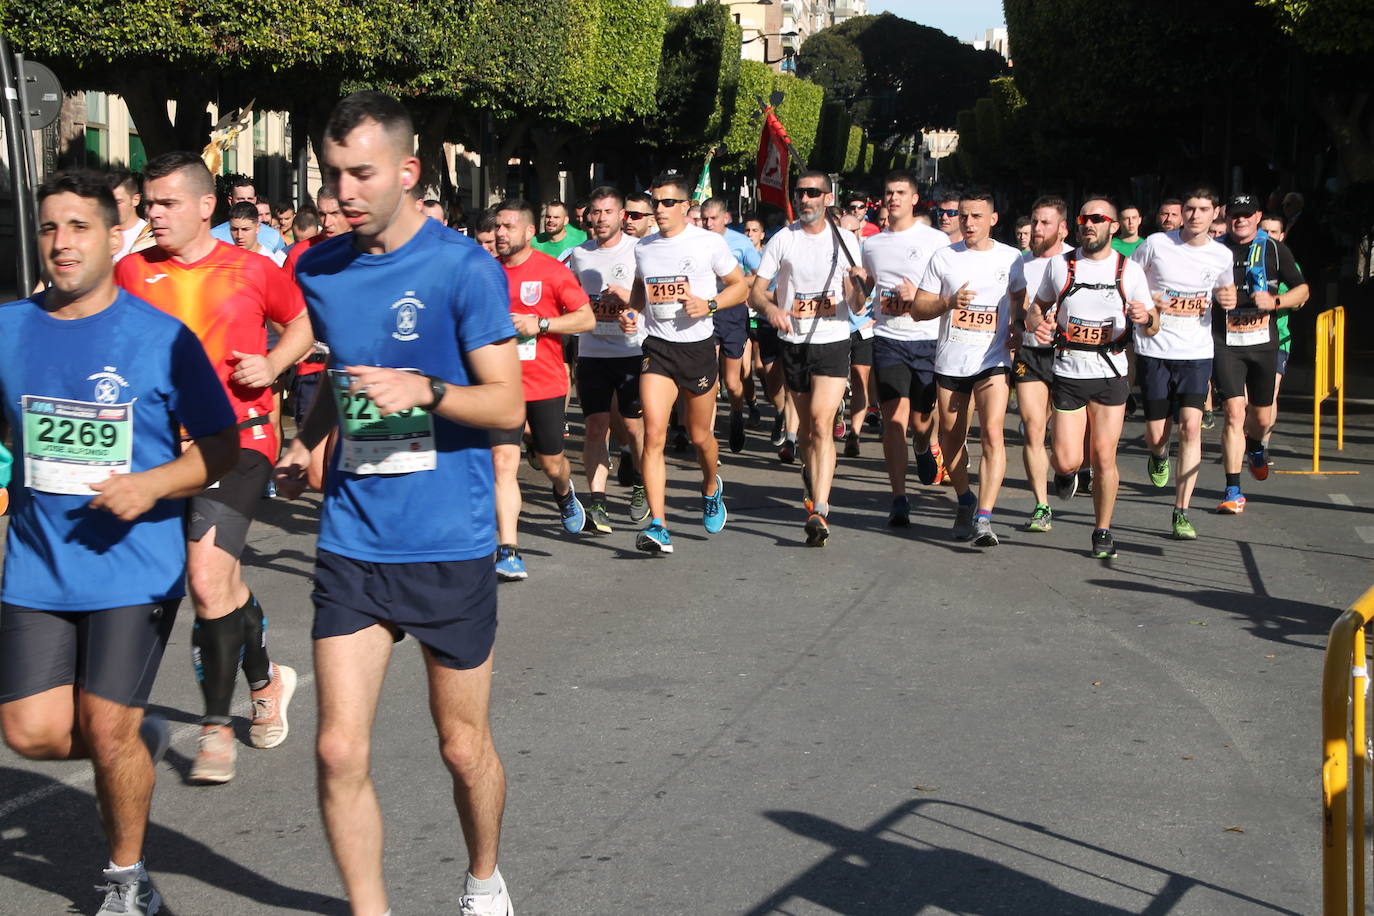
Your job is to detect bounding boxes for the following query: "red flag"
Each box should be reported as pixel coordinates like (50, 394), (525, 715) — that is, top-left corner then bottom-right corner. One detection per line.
(756, 106), (792, 219)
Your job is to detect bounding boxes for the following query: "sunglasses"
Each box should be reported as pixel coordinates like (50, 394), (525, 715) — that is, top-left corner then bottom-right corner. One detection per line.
(793, 187), (826, 199)
(847, 203), (867, 211)
(1076, 213), (1114, 225)
(651, 197), (688, 209)
(937, 208), (959, 218)
(624, 211), (651, 220)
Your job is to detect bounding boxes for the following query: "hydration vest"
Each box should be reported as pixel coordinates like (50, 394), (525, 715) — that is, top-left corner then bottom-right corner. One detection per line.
(1052, 250), (1131, 356)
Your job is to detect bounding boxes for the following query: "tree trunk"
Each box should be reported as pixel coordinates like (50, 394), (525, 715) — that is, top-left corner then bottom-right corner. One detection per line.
(528, 125), (571, 205)
(113, 68), (215, 159)
(489, 117), (531, 203)
(1315, 90), (1373, 183)
(413, 101), (453, 201)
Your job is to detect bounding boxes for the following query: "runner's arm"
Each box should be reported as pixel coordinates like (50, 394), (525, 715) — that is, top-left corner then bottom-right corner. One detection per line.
(748, 272), (777, 312)
(88, 426), (239, 522)
(264, 311), (316, 378)
(911, 286), (954, 320)
(712, 266), (749, 310)
(545, 302), (595, 335)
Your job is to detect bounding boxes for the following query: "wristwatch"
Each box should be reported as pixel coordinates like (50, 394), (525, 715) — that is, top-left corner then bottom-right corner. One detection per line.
(707, 299), (719, 315)
(538, 317), (551, 334)
(425, 376), (447, 411)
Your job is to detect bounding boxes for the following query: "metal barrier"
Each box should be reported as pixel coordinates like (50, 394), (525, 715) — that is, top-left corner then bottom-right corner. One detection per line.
(1277, 306), (1358, 475)
(1321, 584), (1374, 914)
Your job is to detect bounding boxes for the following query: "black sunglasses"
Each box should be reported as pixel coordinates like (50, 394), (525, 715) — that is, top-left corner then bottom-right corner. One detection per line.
(938, 208), (959, 218)
(652, 197), (688, 209)
(794, 187), (826, 199)
(624, 211), (651, 220)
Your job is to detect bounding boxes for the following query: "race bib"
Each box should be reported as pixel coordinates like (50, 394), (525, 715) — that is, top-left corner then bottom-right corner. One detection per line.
(22, 395), (133, 495)
(647, 275), (688, 320)
(1064, 316), (1115, 347)
(1225, 309), (1270, 347)
(792, 292), (838, 319)
(590, 294), (624, 338)
(1159, 290), (1209, 333)
(879, 289), (909, 318)
(516, 336), (538, 361)
(947, 304), (998, 345)
(330, 369), (436, 475)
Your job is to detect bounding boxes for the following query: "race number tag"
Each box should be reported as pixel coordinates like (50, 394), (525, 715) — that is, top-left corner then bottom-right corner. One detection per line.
(879, 289), (909, 318)
(646, 275), (688, 320)
(1225, 310), (1270, 347)
(516, 336), (538, 361)
(330, 369), (436, 475)
(1064, 317), (1114, 347)
(947, 304), (998, 345)
(22, 395), (133, 495)
(792, 292), (838, 319)
(590, 293), (623, 338)
(1160, 290), (1208, 333)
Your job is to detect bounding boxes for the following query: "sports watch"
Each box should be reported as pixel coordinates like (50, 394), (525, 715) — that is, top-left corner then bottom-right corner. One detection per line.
(425, 376), (447, 411)
(708, 299), (719, 315)
(538, 317), (551, 334)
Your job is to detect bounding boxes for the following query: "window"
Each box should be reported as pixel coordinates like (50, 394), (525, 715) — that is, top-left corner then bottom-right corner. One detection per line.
(128, 134), (146, 172)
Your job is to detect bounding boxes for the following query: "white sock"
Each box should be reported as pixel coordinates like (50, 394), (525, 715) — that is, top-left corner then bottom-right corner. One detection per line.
(465, 866), (502, 896)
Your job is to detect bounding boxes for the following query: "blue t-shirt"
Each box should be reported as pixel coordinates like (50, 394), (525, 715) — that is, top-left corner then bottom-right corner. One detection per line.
(0, 291), (235, 610)
(723, 227), (762, 275)
(211, 221), (286, 253)
(295, 218), (516, 563)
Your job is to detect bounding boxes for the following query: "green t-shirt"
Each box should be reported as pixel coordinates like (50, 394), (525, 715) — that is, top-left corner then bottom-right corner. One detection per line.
(531, 226), (587, 260)
(1111, 237), (1144, 257)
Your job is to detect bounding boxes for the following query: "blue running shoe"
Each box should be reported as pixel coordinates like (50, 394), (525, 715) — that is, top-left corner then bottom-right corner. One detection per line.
(636, 520), (674, 554)
(557, 484), (586, 534)
(702, 475), (727, 534)
(494, 545), (527, 581)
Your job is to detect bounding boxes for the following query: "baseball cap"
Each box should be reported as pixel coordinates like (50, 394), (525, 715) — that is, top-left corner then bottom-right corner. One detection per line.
(1227, 193), (1260, 215)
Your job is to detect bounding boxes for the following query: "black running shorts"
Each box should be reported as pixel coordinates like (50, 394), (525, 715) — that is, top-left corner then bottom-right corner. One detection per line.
(1052, 375), (1129, 411)
(849, 330), (874, 368)
(1212, 345), (1277, 407)
(713, 306), (748, 361)
(489, 395), (566, 455)
(576, 356), (644, 419)
(873, 337), (937, 411)
(188, 449), (273, 559)
(641, 336), (718, 394)
(936, 365), (1010, 395)
(1012, 345), (1055, 386)
(781, 339), (851, 394)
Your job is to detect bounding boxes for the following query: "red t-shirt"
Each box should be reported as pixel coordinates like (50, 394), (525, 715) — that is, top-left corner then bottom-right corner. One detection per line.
(284, 234), (334, 376)
(860, 221), (881, 239)
(115, 240), (307, 459)
(503, 250), (589, 401)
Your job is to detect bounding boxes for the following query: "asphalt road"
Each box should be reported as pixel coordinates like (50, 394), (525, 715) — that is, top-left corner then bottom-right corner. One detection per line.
(3, 365), (1373, 915)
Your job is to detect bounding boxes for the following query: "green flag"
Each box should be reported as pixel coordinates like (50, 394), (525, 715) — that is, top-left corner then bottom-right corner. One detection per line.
(692, 150), (714, 203)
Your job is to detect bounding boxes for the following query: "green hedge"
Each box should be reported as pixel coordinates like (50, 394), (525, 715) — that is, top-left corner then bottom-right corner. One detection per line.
(843, 125), (864, 172)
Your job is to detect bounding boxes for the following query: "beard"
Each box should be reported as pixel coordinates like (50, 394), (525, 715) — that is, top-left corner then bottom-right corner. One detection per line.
(1081, 232), (1111, 254)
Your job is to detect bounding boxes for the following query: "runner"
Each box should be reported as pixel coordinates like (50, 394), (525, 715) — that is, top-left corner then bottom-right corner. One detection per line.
(210, 176), (285, 253)
(913, 188), (1020, 547)
(116, 152), (310, 784)
(1257, 213), (1296, 456)
(855, 169), (952, 526)
(227, 201), (286, 266)
(620, 171), (748, 554)
(623, 192), (656, 240)
(274, 90), (522, 916)
(1026, 197), (1159, 558)
(105, 168), (153, 261)
(1214, 194), (1308, 513)
(1013, 216), (1032, 254)
(1112, 204), (1145, 256)
(490, 198), (594, 579)
(0, 170), (238, 916)
(531, 199), (587, 260)
(567, 186), (649, 533)
(475, 213), (499, 255)
(1010, 196), (1069, 534)
(751, 171), (864, 546)
(701, 197), (761, 452)
(933, 189), (962, 245)
(1155, 198), (1183, 233)
(1130, 186), (1237, 539)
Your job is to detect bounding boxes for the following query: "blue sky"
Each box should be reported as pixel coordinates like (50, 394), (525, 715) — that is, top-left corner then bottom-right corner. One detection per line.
(869, 0), (1006, 41)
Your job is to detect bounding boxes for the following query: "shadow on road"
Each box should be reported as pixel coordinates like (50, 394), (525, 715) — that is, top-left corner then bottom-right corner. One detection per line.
(0, 767), (345, 914)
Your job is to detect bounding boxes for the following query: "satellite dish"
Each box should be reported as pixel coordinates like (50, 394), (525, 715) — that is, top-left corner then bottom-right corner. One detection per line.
(769, 91), (785, 108)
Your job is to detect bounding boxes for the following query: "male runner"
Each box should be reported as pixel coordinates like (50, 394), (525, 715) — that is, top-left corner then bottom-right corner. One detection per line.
(933, 189), (962, 245)
(490, 199), (594, 579)
(1013, 217), (1032, 254)
(1155, 198), (1183, 234)
(210, 176), (286, 253)
(1214, 193), (1307, 513)
(105, 168), (152, 261)
(855, 169), (951, 526)
(913, 189), (1021, 547)
(751, 171), (864, 545)
(1010, 196), (1069, 533)
(701, 196), (761, 452)
(531, 199), (587, 260)
(475, 213), (499, 255)
(0, 171), (238, 916)
(623, 192), (656, 240)
(228, 201), (286, 266)
(275, 90), (522, 916)
(1026, 197), (1158, 558)
(1130, 187), (1237, 538)
(116, 152), (311, 783)
(620, 172), (748, 554)
(1257, 213), (1296, 453)
(568, 186), (649, 532)
(1112, 204), (1144, 256)
(273, 202), (297, 243)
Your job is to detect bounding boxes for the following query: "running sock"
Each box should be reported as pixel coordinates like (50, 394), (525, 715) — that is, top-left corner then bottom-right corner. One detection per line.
(1245, 436), (1262, 453)
(957, 490), (977, 508)
(1225, 472), (1241, 488)
(192, 608), (246, 724)
(975, 509), (992, 521)
(465, 868), (502, 896)
(590, 490), (606, 506)
(553, 485), (572, 505)
(107, 858), (144, 874)
(240, 593), (271, 691)
(814, 501), (830, 517)
(785, 432), (797, 444)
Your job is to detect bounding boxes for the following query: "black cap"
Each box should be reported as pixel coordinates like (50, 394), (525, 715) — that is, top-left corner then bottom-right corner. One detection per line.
(1227, 193), (1260, 215)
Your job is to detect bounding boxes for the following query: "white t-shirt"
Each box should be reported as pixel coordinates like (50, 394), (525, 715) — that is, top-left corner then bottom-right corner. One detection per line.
(756, 222), (862, 345)
(1130, 231), (1232, 361)
(861, 222), (950, 342)
(918, 240), (1022, 378)
(115, 219), (147, 262)
(633, 225), (737, 344)
(568, 233), (643, 358)
(1035, 250), (1152, 380)
(1017, 246), (1067, 350)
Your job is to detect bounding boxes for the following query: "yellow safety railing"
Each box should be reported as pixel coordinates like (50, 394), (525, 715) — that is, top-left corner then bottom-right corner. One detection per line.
(1321, 584), (1374, 914)
(1277, 306), (1357, 475)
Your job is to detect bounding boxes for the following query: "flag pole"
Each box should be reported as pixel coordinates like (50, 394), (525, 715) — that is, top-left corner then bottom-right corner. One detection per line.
(756, 95), (856, 268)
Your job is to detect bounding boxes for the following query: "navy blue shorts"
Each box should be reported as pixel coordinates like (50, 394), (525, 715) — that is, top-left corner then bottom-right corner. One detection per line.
(873, 337), (937, 410)
(1137, 355), (1212, 420)
(312, 549), (497, 670)
(713, 305), (748, 360)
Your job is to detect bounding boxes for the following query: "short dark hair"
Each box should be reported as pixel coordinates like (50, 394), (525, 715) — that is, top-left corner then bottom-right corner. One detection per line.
(1159, 197), (1183, 209)
(742, 212), (763, 226)
(144, 151), (216, 197)
(650, 171), (691, 199)
(273, 201), (295, 216)
(961, 187), (995, 207)
(104, 167), (140, 197)
(932, 185), (961, 204)
(292, 204), (319, 233)
(325, 90), (414, 155)
(883, 169), (918, 192)
(1013, 215), (1031, 230)
(228, 175), (255, 195)
(38, 169), (119, 229)
(422, 198), (441, 209)
(544, 199), (568, 215)
(227, 201), (259, 222)
(797, 169), (832, 192)
(477, 213), (499, 235)
(700, 196), (729, 214)
(1119, 202), (1141, 215)
(626, 191), (652, 208)
(495, 198), (537, 227)
(1259, 213), (1286, 230)
(1183, 186), (1220, 207)
(1030, 195), (1067, 221)
(587, 185), (624, 208)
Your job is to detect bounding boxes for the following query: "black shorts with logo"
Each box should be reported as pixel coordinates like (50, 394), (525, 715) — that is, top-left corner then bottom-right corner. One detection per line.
(576, 355), (644, 419)
(1052, 375), (1129, 411)
(781, 338), (852, 394)
(188, 449), (273, 559)
(489, 395), (566, 455)
(1012, 345), (1055, 386)
(641, 335), (718, 394)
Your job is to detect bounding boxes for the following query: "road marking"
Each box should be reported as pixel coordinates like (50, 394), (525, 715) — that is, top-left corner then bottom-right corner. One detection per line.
(0, 671), (314, 820)
(1330, 494), (1354, 506)
(1356, 527), (1374, 545)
